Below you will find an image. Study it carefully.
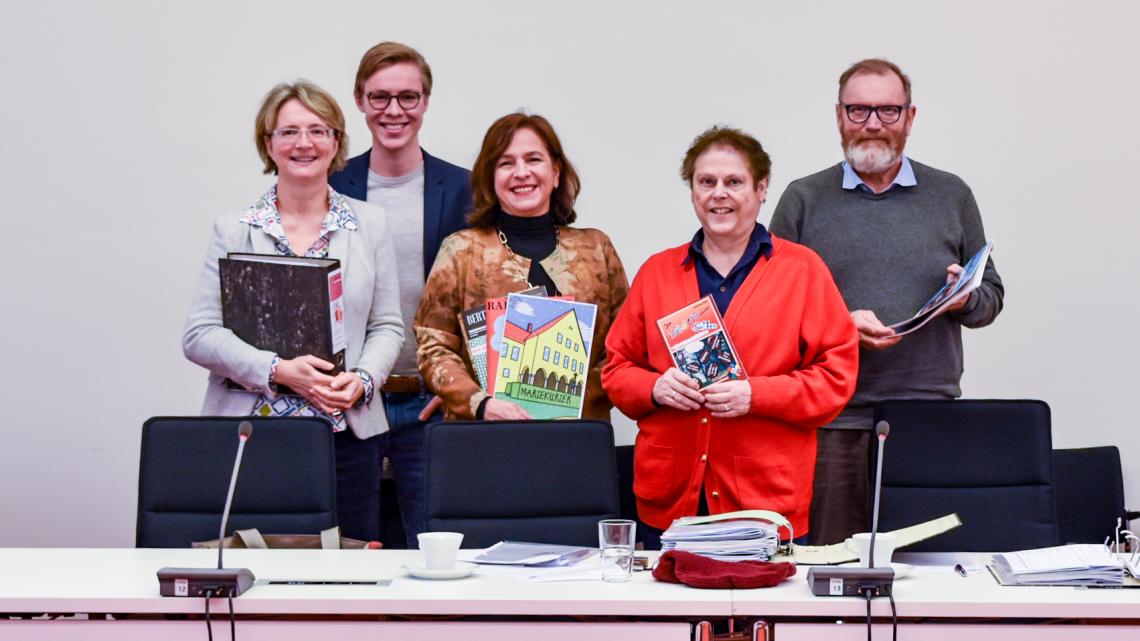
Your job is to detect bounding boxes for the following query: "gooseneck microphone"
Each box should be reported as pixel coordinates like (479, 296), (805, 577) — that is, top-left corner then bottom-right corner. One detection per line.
(217, 421), (254, 571)
(807, 420), (895, 597)
(867, 420), (890, 570)
(158, 420), (257, 597)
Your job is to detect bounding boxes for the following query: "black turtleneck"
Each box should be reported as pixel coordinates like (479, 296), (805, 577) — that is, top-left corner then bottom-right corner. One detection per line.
(497, 210), (560, 296)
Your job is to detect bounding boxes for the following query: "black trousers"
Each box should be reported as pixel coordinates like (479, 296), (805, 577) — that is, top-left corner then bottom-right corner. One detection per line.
(333, 430), (382, 542)
(640, 489), (712, 550)
(808, 419), (874, 545)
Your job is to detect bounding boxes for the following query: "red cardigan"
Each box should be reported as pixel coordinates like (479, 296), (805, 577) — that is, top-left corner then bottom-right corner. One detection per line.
(602, 236), (858, 536)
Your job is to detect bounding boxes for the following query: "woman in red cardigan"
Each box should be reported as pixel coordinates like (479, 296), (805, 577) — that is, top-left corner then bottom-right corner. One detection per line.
(602, 127), (859, 547)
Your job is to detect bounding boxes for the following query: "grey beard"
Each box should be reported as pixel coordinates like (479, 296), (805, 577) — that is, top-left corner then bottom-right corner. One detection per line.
(845, 141), (900, 175)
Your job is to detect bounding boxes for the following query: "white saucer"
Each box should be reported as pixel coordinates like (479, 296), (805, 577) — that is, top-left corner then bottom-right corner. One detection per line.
(838, 562), (913, 579)
(402, 561), (477, 580)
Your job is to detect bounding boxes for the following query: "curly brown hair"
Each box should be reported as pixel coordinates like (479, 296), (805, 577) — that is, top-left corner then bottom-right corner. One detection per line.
(680, 126), (771, 186)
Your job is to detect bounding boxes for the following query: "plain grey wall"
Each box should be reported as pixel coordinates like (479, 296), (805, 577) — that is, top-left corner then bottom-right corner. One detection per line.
(1, 0), (1137, 546)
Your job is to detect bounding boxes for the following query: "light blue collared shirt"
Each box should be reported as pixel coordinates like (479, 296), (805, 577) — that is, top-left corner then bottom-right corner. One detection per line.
(842, 156), (917, 193)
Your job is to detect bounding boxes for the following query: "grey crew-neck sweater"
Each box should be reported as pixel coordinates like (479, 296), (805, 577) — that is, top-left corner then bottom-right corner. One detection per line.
(769, 160), (1004, 407)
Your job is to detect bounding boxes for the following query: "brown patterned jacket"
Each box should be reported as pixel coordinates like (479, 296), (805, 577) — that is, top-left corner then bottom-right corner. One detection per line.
(414, 226), (629, 420)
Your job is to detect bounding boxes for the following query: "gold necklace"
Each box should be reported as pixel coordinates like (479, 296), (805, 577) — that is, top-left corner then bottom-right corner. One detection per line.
(496, 225), (560, 290)
(495, 225), (560, 258)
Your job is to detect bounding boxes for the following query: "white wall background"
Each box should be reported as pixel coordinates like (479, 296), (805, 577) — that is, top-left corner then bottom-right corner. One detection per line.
(1, 0), (1137, 546)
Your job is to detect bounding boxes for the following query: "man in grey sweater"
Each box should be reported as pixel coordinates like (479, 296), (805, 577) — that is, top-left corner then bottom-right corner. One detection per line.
(769, 58), (1004, 545)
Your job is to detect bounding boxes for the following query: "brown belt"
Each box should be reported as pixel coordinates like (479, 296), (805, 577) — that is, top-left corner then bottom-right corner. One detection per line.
(381, 375), (424, 394)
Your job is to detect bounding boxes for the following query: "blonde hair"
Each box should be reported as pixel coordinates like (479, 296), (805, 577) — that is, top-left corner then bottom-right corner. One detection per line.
(254, 80), (349, 175)
(353, 41), (433, 99)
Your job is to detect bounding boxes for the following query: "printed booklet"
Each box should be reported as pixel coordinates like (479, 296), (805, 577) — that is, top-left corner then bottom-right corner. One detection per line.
(889, 240), (994, 336)
(490, 293), (597, 419)
(460, 286), (546, 391)
(656, 295), (746, 388)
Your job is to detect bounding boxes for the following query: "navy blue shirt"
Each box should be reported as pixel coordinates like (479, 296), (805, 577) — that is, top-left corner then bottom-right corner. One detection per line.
(684, 223), (773, 315)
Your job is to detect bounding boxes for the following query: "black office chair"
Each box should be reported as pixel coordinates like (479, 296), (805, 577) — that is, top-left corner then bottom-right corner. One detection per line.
(874, 400), (1059, 552)
(136, 416), (337, 548)
(1053, 446), (1140, 545)
(615, 444), (638, 524)
(423, 420), (621, 548)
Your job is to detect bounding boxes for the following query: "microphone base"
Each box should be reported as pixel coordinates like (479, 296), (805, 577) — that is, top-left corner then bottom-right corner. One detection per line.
(807, 566), (894, 597)
(157, 567), (256, 597)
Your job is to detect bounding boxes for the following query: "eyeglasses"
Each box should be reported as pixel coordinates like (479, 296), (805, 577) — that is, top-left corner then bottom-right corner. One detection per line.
(270, 126), (337, 144)
(842, 103), (909, 124)
(365, 91), (424, 111)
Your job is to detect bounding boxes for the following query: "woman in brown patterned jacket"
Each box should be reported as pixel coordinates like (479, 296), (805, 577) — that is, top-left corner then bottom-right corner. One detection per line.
(414, 113), (629, 421)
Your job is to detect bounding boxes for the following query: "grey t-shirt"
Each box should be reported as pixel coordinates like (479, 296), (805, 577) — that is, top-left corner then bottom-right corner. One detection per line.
(368, 165), (425, 377)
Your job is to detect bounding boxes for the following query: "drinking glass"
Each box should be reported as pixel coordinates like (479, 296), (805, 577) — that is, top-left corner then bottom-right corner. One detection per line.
(598, 519), (636, 582)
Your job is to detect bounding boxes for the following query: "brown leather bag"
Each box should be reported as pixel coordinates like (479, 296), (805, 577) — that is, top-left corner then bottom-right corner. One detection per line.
(193, 527), (379, 550)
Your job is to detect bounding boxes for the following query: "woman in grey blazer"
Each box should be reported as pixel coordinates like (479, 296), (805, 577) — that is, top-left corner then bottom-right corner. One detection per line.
(183, 80), (403, 542)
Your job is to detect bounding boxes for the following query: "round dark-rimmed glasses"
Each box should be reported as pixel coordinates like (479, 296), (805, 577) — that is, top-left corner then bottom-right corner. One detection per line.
(365, 91), (424, 111)
(842, 103), (909, 124)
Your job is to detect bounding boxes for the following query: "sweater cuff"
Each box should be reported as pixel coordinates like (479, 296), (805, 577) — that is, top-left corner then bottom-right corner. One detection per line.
(624, 369), (665, 419)
(468, 390), (490, 419)
(748, 376), (788, 417)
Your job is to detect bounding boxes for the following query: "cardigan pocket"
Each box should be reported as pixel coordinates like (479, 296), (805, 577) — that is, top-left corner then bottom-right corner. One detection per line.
(732, 456), (795, 516)
(633, 442), (681, 503)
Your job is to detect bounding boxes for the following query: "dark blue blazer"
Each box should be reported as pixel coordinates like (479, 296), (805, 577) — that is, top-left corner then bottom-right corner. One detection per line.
(330, 148), (473, 279)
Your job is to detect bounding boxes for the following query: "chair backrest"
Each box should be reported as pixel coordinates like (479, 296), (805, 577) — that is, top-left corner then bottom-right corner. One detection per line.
(874, 400), (1058, 552)
(136, 416), (337, 548)
(615, 444), (638, 524)
(1052, 446), (1127, 544)
(423, 420), (620, 548)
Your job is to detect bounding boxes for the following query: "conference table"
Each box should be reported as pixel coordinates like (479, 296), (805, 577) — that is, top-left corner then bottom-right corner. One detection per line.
(1, 548), (1138, 640)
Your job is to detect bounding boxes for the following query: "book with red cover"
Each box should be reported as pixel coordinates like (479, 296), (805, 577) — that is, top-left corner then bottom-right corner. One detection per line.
(480, 286), (547, 392)
(656, 295), (745, 388)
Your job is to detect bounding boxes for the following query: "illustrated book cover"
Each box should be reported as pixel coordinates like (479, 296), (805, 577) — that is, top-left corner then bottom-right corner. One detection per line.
(889, 240), (994, 336)
(470, 286), (547, 392)
(656, 294), (746, 388)
(490, 293), (596, 419)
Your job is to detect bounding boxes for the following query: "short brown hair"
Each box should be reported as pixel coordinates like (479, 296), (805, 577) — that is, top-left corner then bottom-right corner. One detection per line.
(469, 113), (580, 227)
(680, 126), (771, 186)
(838, 58), (912, 103)
(353, 42), (433, 99)
(254, 80), (349, 175)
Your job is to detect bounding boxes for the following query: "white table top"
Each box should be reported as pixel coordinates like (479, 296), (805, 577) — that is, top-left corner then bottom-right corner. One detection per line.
(734, 555), (1140, 619)
(0, 548), (728, 617)
(1, 548), (1137, 620)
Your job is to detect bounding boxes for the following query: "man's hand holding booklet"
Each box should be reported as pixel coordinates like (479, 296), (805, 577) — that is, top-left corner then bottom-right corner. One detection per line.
(889, 240), (994, 336)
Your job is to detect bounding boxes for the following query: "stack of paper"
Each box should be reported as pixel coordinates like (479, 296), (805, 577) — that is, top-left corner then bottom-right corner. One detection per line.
(660, 520), (780, 562)
(469, 541), (595, 567)
(1123, 552), (1140, 579)
(991, 544), (1125, 586)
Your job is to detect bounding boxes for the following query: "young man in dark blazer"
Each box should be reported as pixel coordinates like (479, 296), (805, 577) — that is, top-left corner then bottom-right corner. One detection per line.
(329, 41), (472, 548)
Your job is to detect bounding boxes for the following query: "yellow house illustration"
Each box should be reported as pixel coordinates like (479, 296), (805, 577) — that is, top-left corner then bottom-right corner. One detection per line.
(497, 309), (587, 398)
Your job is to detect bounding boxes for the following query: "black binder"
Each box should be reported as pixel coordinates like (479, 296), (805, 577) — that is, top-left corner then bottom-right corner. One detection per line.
(219, 253), (346, 394)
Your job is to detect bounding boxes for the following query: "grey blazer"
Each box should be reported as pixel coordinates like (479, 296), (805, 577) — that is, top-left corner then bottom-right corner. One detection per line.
(182, 196), (404, 439)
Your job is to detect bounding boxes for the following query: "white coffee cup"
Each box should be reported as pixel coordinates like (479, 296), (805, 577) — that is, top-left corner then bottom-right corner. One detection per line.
(417, 532), (464, 571)
(844, 532), (898, 567)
